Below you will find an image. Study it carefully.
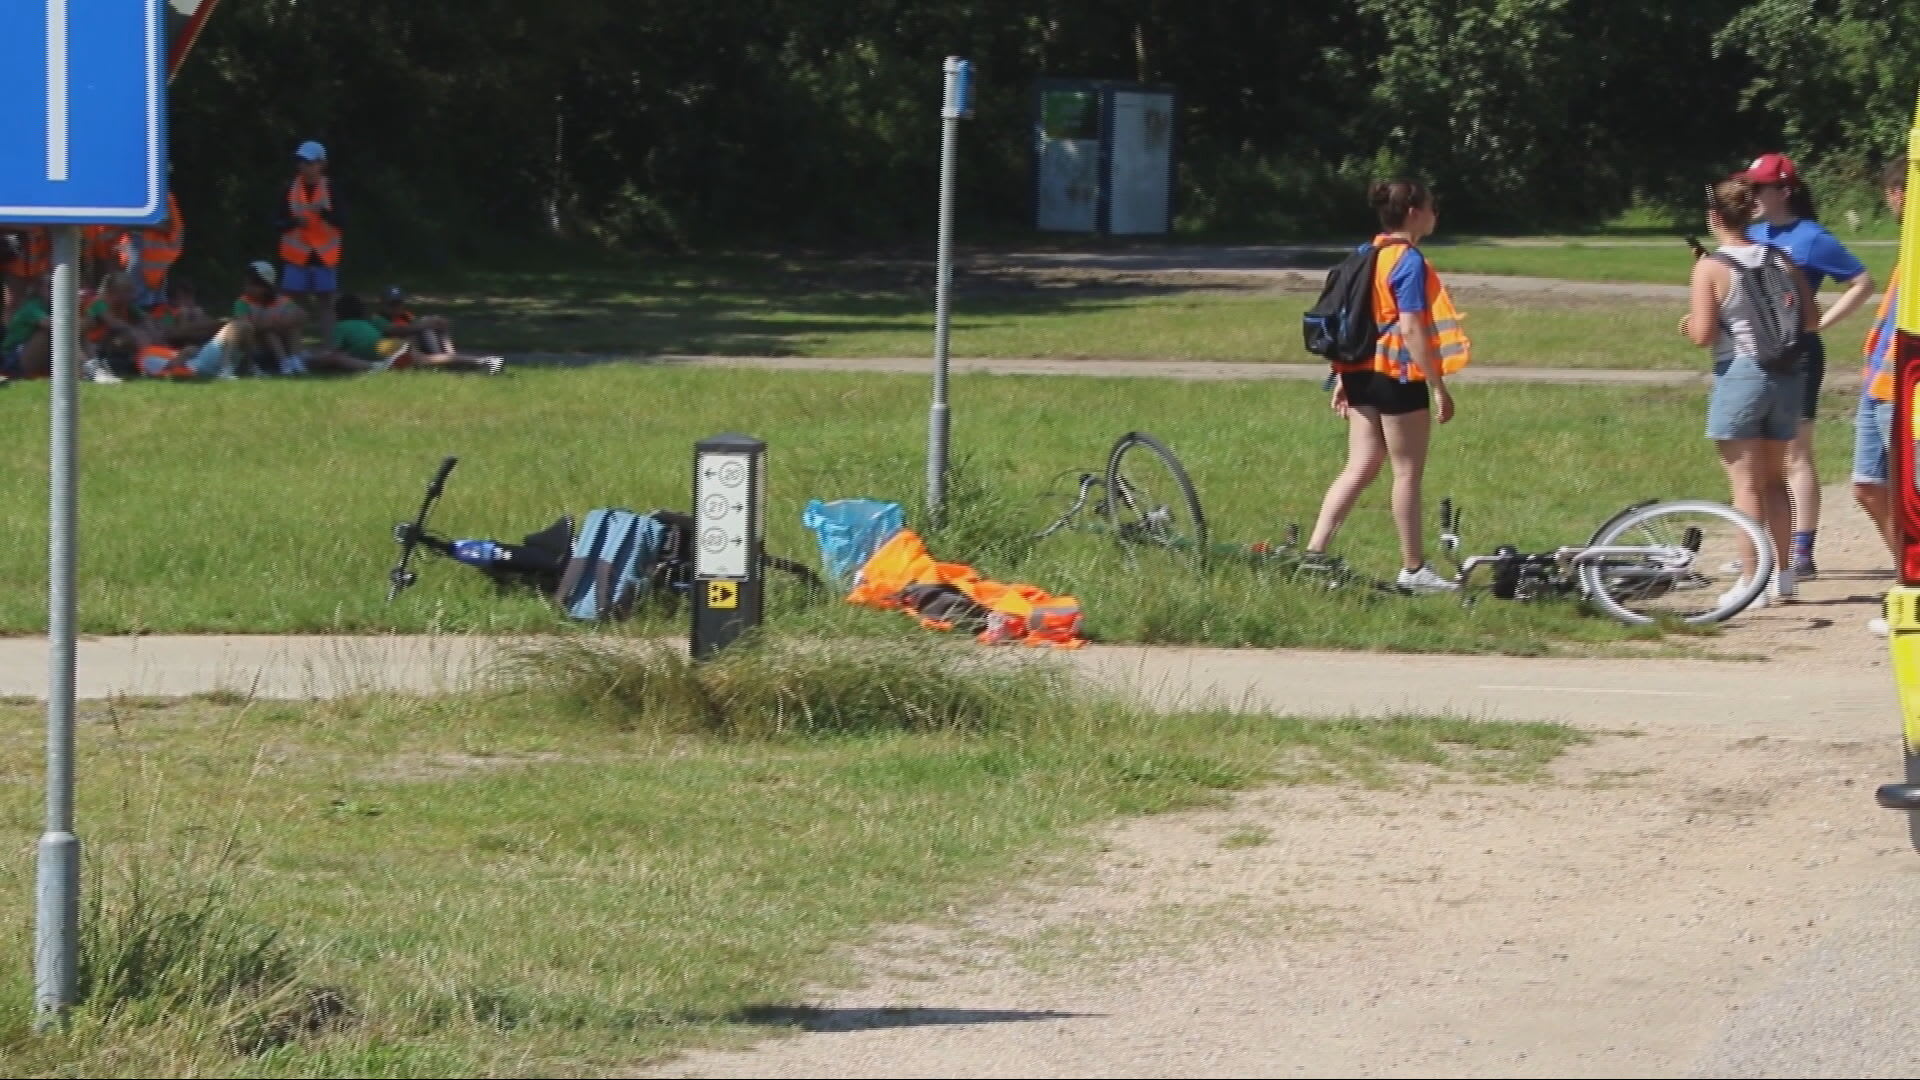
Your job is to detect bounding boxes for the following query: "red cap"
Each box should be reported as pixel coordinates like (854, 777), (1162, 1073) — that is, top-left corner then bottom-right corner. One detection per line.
(1744, 153), (1799, 186)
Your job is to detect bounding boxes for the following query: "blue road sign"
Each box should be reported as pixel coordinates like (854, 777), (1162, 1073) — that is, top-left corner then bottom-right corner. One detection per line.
(0, 0), (166, 225)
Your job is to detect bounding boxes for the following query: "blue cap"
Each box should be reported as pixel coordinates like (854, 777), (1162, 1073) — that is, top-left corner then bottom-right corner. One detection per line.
(295, 140), (327, 162)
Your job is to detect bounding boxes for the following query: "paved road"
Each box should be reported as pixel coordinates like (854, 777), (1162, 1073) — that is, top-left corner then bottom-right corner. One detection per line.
(0, 636), (1890, 743)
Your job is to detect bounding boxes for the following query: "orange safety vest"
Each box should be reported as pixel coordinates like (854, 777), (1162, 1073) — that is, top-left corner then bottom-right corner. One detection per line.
(1863, 266), (1898, 404)
(280, 177), (341, 268)
(131, 191), (184, 293)
(6, 228), (52, 279)
(83, 226), (131, 274)
(135, 344), (198, 379)
(1332, 236), (1472, 382)
(846, 529), (1087, 648)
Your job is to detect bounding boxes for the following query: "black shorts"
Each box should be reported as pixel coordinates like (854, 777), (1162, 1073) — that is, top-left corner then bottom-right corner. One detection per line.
(1800, 333), (1825, 422)
(1339, 370), (1431, 415)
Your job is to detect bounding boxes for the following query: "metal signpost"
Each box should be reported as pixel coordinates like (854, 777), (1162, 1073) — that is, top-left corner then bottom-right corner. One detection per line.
(0, 0), (168, 1025)
(927, 55), (973, 526)
(691, 434), (767, 660)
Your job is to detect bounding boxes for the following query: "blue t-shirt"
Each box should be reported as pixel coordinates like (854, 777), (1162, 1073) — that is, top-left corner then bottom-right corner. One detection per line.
(1746, 220), (1866, 291)
(1356, 241), (1428, 313)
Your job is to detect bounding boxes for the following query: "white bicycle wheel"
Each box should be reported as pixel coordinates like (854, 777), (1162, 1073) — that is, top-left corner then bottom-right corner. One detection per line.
(1576, 499), (1772, 626)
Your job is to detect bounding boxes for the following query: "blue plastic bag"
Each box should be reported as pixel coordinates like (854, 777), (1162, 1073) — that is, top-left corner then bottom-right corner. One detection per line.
(801, 498), (906, 587)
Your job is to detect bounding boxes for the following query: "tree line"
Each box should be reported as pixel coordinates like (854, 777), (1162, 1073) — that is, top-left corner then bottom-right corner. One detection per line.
(162, 0), (1920, 273)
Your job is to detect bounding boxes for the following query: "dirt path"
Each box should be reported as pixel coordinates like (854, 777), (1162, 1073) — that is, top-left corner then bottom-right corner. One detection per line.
(516, 353), (1719, 385)
(630, 493), (1918, 1079)
(0, 484), (1901, 1075)
(980, 246), (1697, 301)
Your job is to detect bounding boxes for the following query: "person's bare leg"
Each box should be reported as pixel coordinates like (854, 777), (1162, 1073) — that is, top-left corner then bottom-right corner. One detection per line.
(1381, 408), (1435, 571)
(1786, 420), (1819, 567)
(1856, 482), (1901, 561)
(1719, 439), (1766, 574)
(1757, 439), (1794, 578)
(1307, 407), (1387, 553)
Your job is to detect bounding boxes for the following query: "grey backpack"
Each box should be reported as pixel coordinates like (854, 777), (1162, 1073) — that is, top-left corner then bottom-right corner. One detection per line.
(1711, 246), (1808, 375)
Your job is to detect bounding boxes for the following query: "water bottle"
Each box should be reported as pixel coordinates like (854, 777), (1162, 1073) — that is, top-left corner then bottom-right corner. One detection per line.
(451, 539), (508, 567)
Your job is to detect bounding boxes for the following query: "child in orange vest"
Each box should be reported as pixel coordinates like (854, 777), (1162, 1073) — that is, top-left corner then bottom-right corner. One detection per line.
(278, 140), (343, 346)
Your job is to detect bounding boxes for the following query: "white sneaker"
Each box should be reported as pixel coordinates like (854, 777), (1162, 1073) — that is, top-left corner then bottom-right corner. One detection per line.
(80, 357), (122, 384)
(478, 355), (505, 374)
(1869, 617), (1890, 637)
(280, 353), (309, 376)
(1718, 577), (1767, 612)
(1769, 566), (1797, 604)
(1396, 565), (1460, 594)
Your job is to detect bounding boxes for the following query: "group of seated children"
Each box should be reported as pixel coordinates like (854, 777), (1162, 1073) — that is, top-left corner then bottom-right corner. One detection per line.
(1, 260), (502, 384)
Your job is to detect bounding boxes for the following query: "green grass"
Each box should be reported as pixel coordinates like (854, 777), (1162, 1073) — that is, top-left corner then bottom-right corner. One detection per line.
(1424, 235), (1900, 288)
(0, 641), (1584, 1076)
(0, 367), (1854, 653)
(410, 248), (1890, 365)
(447, 266), (1707, 369)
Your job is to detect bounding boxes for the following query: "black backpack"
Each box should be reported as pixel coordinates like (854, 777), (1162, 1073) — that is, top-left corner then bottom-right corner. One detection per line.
(1302, 240), (1407, 365)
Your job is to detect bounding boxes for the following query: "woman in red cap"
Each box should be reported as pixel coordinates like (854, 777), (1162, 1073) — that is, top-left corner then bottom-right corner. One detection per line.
(1743, 152), (1876, 580)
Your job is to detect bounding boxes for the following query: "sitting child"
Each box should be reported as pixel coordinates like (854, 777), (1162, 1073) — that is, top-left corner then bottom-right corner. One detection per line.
(134, 318), (254, 381)
(81, 272), (155, 383)
(233, 260), (308, 375)
(378, 286), (504, 373)
(326, 292), (502, 373)
(148, 278), (224, 347)
(1, 274), (51, 381)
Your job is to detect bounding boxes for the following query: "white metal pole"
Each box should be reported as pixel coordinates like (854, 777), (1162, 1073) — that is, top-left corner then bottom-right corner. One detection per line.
(36, 224), (81, 1026)
(928, 56), (969, 526)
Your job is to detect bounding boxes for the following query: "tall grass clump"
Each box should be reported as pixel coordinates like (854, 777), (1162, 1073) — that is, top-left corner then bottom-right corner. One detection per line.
(499, 636), (1073, 739)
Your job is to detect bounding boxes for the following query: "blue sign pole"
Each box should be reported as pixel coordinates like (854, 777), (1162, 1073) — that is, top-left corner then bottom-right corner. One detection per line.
(3, 0), (168, 1026)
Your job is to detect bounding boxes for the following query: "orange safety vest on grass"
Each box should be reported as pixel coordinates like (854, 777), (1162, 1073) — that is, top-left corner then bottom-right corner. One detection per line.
(1332, 236), (1472, 382)
(846, 529), (1087, 648)
(1863, 266), (1898, 404)
(280, 177), (341, 268)
(131, 191), (184, 294)
(135, 344), (197, 379)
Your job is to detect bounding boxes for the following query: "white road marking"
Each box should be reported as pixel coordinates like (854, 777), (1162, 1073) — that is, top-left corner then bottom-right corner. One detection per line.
(47, 0), (70, 182)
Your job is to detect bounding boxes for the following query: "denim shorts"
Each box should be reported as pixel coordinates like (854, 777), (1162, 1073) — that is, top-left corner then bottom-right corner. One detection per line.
(279, 263), (338, 294)
(1707, 355), (1803, 441)
(1853, 395), (1895, 485)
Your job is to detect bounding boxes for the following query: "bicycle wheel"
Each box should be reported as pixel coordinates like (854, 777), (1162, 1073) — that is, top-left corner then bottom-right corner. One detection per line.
(1104, 432), (1208, 564)
(1576, 499), (1771, 625)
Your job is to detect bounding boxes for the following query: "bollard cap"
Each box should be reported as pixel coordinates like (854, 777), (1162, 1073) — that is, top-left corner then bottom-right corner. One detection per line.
(696, 432), (767, 454)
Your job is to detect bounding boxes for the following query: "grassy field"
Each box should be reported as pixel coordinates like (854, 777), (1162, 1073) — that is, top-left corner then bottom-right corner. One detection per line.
(0, 641), (1583, 1076)
(399, 249), (1889, 369)
(0, 367), (1855, 653)
(1425, 236), (1899, 288)
(444, 265), (1711, 369)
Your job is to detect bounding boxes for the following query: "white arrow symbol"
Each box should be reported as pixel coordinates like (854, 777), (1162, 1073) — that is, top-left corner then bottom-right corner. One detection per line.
(47, 0), (69, 182)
